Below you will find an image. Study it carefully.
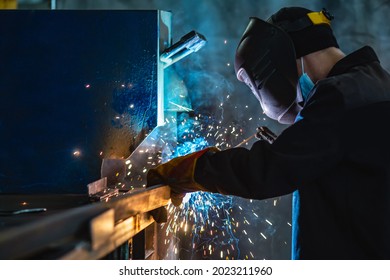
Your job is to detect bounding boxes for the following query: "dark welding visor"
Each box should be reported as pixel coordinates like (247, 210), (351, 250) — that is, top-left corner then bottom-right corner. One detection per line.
(235, 17), (301, 123)
(235, 17), (300, 124)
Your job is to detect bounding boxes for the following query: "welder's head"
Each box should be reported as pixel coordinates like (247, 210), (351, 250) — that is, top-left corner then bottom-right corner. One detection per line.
(235, 7), (339, 124)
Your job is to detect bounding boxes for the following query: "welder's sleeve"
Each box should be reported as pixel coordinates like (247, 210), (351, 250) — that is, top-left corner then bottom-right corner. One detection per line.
(147, 147), (220, 206)
(194, 85), (344, 200)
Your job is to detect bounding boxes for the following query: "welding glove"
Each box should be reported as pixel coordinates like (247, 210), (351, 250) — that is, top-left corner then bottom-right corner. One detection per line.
(147, 147), (219, 206)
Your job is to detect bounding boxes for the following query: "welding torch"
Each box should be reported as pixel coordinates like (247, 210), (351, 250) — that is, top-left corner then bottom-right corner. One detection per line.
(235, 126), (277, 147)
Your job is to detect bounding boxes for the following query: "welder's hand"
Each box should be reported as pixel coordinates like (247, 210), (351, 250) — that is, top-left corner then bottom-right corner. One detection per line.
(147, 147), (219, 206)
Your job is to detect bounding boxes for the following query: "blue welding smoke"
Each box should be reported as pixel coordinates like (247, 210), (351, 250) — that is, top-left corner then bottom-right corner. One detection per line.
(173, 137), (208, 157)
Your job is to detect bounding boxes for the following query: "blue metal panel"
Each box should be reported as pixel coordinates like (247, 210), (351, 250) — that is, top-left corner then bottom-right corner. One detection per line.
(0, 10), (159, 193)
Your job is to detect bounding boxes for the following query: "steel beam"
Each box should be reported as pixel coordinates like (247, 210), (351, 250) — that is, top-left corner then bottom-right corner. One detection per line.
(0, 185), (170, 259)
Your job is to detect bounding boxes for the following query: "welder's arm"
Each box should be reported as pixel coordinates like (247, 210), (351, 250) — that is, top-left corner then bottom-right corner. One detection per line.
(148, 114), (340, 205)
(194, 123), (341, 199)
(148, 83), (344, 204)
(194, 85), (344, 200)
(147, 147), (220, 206)
(148, 113), (341, 204)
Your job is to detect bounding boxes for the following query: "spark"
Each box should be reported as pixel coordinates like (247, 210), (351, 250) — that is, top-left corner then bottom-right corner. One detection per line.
(164, 191), (239, 260)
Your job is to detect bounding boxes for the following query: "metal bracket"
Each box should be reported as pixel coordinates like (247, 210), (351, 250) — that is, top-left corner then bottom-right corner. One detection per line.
(87, 177), (119, 202)
(160, 30), (207, 68)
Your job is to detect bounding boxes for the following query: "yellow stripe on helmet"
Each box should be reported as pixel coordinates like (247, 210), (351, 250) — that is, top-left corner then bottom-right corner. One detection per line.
(307, 11), (331, 26)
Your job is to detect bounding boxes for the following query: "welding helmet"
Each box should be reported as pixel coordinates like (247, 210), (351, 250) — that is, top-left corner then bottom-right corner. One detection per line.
(235, 7), (337, 124)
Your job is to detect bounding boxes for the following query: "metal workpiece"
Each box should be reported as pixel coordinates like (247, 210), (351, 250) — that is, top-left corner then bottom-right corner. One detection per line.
(0, 185), (170, 260)
(100, 123), (178, 191)
(87, 177), (121, 202)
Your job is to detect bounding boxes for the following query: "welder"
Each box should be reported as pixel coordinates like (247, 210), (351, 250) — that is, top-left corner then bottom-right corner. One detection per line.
(147, 7), (390, 259)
